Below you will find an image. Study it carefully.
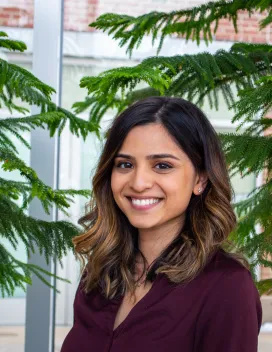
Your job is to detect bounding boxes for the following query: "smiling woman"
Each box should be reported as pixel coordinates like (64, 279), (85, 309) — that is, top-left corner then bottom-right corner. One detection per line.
(60, 97), (262, 352)
(111, 123), (206, 241)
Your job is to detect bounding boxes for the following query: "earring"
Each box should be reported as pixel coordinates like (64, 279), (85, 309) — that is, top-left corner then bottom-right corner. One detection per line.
(198, 188), (202, 193)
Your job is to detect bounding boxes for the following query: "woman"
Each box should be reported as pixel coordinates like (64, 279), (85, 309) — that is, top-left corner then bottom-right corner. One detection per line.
(61, 97), (262, 352)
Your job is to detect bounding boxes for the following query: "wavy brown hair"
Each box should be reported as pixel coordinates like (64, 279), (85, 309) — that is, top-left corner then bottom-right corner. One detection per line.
(73, 96), (249, 300)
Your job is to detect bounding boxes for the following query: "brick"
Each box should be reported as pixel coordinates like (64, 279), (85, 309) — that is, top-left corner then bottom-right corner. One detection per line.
(0, 13), (10, 19)
(0, 1), (271, 41)
(0, 20), (9, 26)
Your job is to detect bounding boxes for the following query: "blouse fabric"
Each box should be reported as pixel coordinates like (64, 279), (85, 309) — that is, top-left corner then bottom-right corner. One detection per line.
(60, 248), (262, 352)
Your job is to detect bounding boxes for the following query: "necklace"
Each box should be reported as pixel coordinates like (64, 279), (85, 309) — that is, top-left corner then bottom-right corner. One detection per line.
(135, 262), (153, 287)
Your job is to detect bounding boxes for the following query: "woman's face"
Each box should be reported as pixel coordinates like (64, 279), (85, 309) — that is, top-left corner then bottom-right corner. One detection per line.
(111, 123), (205, 232)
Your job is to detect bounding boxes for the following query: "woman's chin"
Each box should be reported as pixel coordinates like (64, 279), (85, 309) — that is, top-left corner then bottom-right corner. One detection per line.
(127, 218), (160, 230)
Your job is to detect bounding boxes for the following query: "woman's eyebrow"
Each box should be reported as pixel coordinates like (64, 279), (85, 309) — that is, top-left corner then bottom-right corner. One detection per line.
(115, 153), (180, 161)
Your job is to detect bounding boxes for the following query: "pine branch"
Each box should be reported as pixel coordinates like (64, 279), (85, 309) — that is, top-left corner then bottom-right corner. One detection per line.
(0, 31), (27, 52)
(0, 194), (80, 261)
(125, 87), (161, 104)
(0, 244), (71, 297)
(79, 43), (272, 121)
(0, 93), (29, 115)
(1, 59), (55, 100)
(0, 38), (27, 52)
(231, 75), (272, 124)
(0, 149), (91, 215)
(229, 182), (272, 252)
(48, 107), (102, 140)
(0, 58), (55, 115)
(239, 227), (272, 260)
(0, 34), (96, 296)
(232, 186), (272, 280)
(0, 59), (94, 136)
(0, 177), (30, 203)
(73, 96), (99, 114)
(219, 133), (272, 177)
(0, 110), (102, 150)
(236, 117), (272, 135)
(73, 94), (129, 129)
(232, 184), (272, 238)
(0, 57), (105, 139)
(0, 119), (32, 152)
(228, 224), (272, 294)
(80, 56), (174, 98)
(90, 0), (271, 56)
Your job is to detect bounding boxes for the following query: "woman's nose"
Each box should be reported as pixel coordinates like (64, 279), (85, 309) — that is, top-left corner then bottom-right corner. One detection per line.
(129, 168), (153, 191)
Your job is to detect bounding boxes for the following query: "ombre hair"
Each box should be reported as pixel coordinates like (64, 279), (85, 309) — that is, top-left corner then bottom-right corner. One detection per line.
(73, 96), (249, 300)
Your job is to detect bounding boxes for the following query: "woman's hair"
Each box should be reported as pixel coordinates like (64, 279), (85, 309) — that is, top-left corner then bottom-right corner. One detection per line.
(73, 96), (249, 300)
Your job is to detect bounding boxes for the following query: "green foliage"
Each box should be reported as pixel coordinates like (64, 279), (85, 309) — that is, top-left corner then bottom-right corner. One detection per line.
(80, 1), (272, 295)
(0, 33), (95, 296)
(232, 76), (272, 123)
(0, 250), (71, 297)
(0, 59), (54, 111)
(77, 43), (272, 126)
(0, 31), (27, 52)
(0, 33), (102, 139)
(219, 133), (272, 177)
(90, 0), (272, 56)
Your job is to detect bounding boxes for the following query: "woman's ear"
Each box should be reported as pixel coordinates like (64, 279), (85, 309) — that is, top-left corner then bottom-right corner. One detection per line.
(193, 172), (209, 196)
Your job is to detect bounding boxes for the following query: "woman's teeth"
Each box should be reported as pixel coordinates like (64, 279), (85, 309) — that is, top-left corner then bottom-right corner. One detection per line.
(131, 198), (160, 206)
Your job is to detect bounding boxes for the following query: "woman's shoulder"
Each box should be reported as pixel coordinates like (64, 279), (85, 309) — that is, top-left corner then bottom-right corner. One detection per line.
(194, 251), (263, 349)
(194, 247), (258, 296)
(205, 247), (251, 275)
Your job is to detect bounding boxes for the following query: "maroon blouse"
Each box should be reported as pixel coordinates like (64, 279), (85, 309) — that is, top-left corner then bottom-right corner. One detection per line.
(60, 248), (262, 352)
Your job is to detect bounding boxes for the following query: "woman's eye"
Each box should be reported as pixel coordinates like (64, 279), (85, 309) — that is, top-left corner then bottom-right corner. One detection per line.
(116, 162), (132, 169)
(155, 163), (172, 170)
(114, 161), (172, 170)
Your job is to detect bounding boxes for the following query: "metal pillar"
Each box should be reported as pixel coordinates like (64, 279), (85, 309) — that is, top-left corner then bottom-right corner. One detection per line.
(24, 0), (64, 351)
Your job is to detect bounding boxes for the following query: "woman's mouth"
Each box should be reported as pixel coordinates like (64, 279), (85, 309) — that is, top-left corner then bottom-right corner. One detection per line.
(126, 197), (163, 211)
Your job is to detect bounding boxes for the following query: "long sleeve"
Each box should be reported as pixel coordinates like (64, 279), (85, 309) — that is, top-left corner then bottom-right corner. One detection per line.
(193, 268), (262, 352)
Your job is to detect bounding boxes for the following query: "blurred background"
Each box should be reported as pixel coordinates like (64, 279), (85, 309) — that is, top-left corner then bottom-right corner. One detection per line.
(0, 0), (271, 351)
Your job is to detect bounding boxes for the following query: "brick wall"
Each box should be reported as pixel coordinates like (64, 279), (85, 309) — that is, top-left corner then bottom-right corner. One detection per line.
(1, 0), (271, 45)
(64, 0), (99, 31)
(96, 0), (206, 17)
(215, 10), (271, 43)
(0, 0), (33, 28)
(0, 0), (206, 31)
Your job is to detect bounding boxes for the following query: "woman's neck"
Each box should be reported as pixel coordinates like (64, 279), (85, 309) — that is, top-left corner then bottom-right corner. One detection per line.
(137, 218), (183, 265)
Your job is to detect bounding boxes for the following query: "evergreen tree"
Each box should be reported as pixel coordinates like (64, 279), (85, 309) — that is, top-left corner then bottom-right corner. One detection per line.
(74, 0), (272, 295)
(0, 31), (100, 297)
